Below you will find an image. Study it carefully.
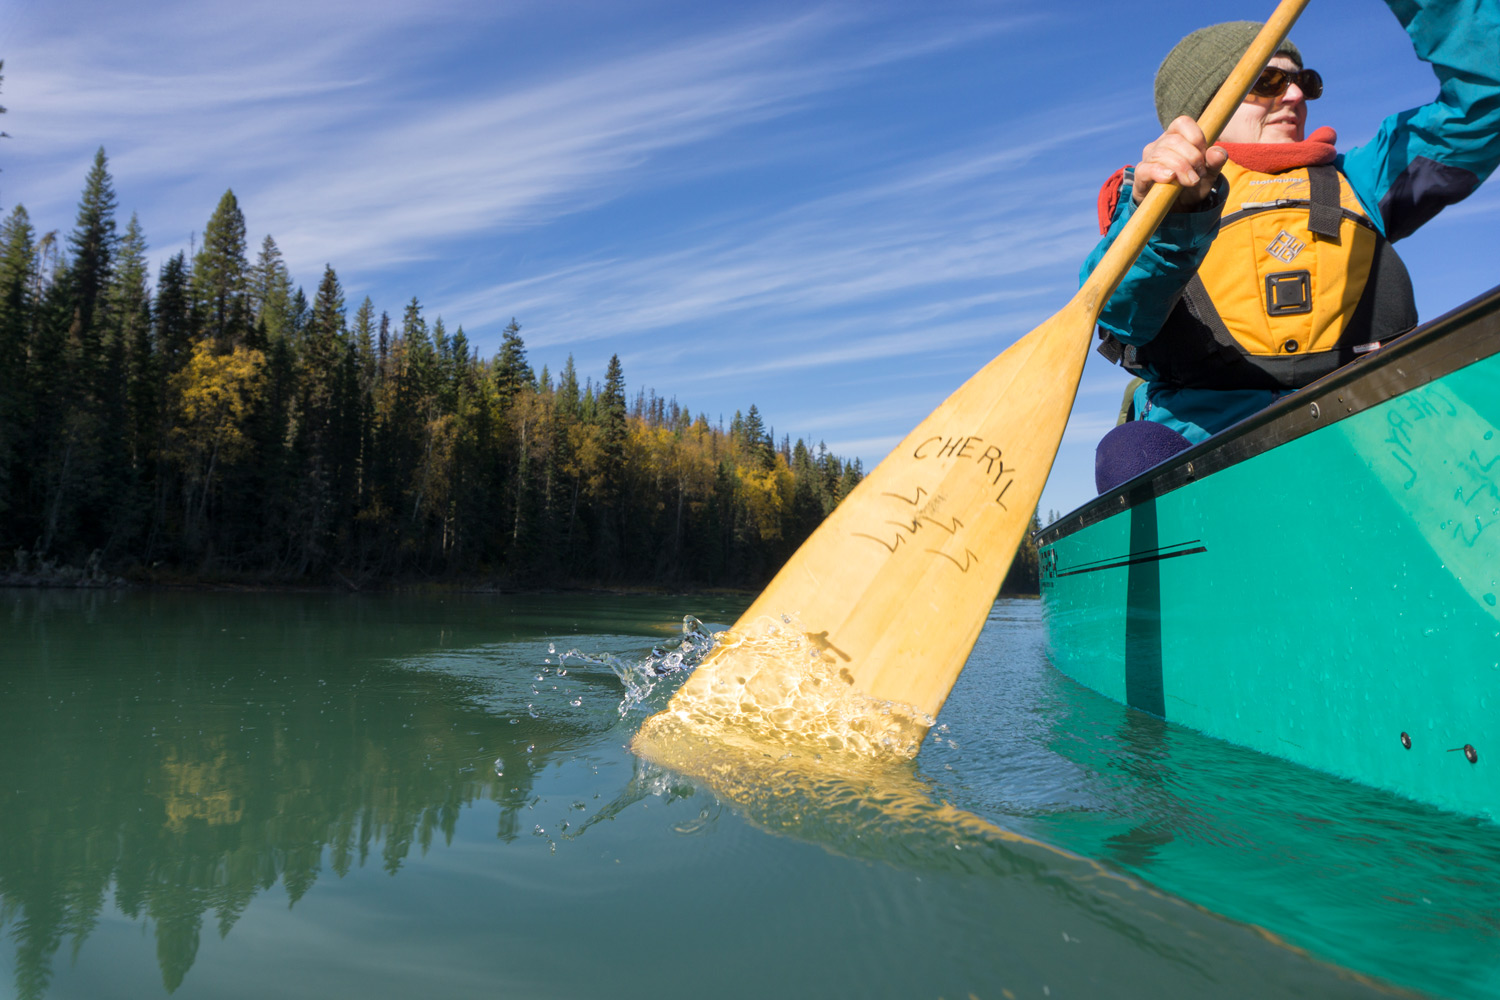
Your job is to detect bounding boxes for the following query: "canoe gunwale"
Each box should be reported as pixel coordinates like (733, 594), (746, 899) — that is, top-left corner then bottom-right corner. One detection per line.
(1037, 281), (1500, 547)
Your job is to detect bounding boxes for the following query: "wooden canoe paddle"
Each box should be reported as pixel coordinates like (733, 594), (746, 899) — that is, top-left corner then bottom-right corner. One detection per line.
(651, 0), (1312, 741)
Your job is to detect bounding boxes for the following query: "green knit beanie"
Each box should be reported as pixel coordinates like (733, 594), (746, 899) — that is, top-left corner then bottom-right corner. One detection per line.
(1154, 21), (1302, 129)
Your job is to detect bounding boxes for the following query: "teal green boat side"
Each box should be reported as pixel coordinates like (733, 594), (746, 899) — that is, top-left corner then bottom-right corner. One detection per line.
(1038, 288), (1500, 822)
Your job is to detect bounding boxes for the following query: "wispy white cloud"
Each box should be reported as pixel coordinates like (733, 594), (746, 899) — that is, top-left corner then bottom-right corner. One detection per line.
(444, 112), (1131, 354)
(2, 0), (1025, 277)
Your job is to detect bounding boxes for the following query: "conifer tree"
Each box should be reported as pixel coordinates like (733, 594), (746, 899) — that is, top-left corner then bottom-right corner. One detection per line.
(292, 264), (349, 571)
(555, 355), (580, 417)
(0, 206), (35, 521)
(431, 317), (456, 412)
(742, 404), (774, 470)
(348, 297), (378, 511)
(288, 286), (309, 342)
(597, 354), (628, 572)
(153, 254), (194, 383)
(787, 438), (824, 546)
(351, 296), (377, 394)
(112, 215), (154, 467)
(249, 235), (294, 343)
(96, 213), (153, 551)
(66, 148), (118, 368)
(193, 190), (251, 350)
(449, 325), (470, 376)
(32, 150), (124, 557)
(492, 319), (532, 407)
(384, 297), (435, 534)
(599, 354), (627, 482)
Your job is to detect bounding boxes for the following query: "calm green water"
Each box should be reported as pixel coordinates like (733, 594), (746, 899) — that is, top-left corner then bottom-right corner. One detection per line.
(2, 589), (1497, 999)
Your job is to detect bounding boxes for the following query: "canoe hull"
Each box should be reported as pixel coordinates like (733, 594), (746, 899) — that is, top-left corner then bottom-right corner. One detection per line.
(1037, 287), (1500, 822)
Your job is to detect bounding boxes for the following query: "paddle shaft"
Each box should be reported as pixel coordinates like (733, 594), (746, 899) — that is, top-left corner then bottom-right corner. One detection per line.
(1079, 0), (1312, 324)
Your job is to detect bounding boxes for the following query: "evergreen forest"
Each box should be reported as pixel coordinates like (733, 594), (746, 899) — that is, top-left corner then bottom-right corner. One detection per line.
(0, 144), (1040, 592)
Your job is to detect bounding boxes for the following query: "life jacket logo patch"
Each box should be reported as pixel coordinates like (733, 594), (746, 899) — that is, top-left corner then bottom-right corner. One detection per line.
(1266, 230), (1305, 263)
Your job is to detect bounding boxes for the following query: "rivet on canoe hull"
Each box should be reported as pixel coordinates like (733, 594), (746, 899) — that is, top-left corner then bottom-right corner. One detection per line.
(1400, 732), (1412, 749)
(1309, 402), (1320, 419)
(1447, 744), (1479, 764)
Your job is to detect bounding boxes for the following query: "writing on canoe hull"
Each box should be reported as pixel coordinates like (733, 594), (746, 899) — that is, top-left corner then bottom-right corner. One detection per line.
(848, 433), (1015, 572)
(1383, 384), (1500, 548)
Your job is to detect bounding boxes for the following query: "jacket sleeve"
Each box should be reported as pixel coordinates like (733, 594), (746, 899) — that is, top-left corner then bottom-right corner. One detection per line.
(1080, 177), (1226, 347)
(1339, 0), (1500, 240)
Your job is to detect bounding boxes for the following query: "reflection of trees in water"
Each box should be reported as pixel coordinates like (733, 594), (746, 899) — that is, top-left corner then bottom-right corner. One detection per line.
(0, 591), (615, 998)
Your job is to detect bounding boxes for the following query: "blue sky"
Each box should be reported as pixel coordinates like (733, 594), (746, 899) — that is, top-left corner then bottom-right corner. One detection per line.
(2, 0), (1496, 519)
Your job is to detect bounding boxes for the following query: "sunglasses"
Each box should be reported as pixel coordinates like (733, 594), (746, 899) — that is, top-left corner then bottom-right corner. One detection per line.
(1249, 66), (1323, 100)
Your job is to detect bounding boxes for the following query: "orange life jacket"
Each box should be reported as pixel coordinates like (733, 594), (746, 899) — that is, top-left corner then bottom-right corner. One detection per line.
(1100, 162), (1418, 389)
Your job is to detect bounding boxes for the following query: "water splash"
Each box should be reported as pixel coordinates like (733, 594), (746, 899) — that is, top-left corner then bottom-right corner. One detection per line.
(641, 613), (934, 761)
(556, 615), (720, 718)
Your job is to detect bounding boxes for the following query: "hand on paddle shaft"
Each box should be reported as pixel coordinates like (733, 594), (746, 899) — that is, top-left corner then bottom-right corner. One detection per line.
(1131, 115), (1229, 210)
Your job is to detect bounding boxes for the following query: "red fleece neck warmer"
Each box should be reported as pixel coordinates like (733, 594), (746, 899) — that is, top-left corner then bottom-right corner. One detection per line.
(1096, 126), (1339, 233)
(1218, 125), (1338, 172)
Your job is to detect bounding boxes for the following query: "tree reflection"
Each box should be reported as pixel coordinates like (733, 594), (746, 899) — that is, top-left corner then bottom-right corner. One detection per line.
(0, 590), (615, 997)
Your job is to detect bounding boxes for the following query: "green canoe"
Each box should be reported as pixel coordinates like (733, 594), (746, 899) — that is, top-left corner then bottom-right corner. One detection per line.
(1036, 284), (1500, 822)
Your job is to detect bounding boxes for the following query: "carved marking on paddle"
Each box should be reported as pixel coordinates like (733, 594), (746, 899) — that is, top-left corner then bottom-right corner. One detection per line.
(918, 493), (946, 517)
(854, 532), (907, 553)
(977, 446), (1014, 485)
(882, 487), (929, 506)
(885, 519), (923, 535)
(913, 436), (1016, 486)
(919, 515), (964, 535)
(804, 630), (852, 663)
(915, 435), (985, 462)
(929, 548), (980, 573)
(995, 479), (1014, 510)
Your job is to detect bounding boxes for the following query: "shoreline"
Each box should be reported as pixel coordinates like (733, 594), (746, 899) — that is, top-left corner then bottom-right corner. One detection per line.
(1, 575), (1039, 599)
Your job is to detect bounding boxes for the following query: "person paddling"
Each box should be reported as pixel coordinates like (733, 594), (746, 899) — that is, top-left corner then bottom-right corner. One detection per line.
(1088, 0), (1500, 491)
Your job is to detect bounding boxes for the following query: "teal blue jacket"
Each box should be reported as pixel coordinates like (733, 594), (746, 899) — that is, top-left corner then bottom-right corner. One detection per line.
(1083, 0), (1500, 443)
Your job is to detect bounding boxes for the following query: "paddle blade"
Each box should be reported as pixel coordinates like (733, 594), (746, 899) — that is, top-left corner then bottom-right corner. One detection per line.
(670, 297), (1094, 729)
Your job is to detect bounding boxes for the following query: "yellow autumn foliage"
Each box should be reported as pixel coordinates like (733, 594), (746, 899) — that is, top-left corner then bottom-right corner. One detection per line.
(737, 463), (793, 541)
(171, 340), (266, 469)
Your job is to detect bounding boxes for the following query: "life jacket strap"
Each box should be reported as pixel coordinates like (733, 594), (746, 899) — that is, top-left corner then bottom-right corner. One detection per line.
(1307, 164), (1343, 240)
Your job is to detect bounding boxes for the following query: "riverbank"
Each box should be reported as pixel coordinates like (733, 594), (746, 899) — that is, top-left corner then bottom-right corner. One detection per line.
(4, 548), (1037, 599)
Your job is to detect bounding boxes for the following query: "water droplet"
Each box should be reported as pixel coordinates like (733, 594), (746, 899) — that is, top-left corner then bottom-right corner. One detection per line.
(570, 697), (582, 707)
(494, 758), (504, 777)
(526, 744), (535, 753)
(548, 642), (556, 654)
(1486, 593), (1497, 607)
